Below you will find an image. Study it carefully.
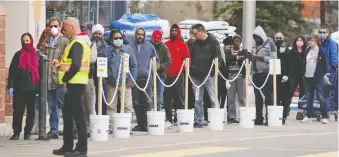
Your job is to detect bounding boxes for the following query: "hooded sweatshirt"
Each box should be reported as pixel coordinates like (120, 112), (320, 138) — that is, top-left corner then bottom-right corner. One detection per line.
(150, 40), (172, 78)
(251, 26), (277, 74)
(165, 24), (190, 78)
(129, 28), (159, 81)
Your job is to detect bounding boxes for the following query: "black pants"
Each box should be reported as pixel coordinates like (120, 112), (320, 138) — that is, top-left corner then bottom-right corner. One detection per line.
(218, 75), (227, 108)
(62, 84), (87, 152)
(277, 77), (291, 119)
(12, 90), (37, 134)
(253, 73), (273, 121)
(164, 76), (184, 123)
(132, 79), (152, 127)
(290, 77), (304, 103)
(188, 80), (195, 109)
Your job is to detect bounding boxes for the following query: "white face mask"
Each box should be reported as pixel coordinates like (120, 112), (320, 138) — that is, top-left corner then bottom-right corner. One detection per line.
(280, 47), (286, 53)
(51, 27), (59, 35)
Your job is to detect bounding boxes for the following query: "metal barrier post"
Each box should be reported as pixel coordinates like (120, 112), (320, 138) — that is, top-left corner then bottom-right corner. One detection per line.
(38, 54), (48, 140)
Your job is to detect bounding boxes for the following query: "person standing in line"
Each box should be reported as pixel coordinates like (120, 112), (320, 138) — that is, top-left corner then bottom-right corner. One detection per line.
(52, 17), (90, 157)
(150, 30), (172, 113)
(275, 40), (292, 125)
(251, 26), (276, 126)
(190, 24), (221, 128)
(289, 36), (307, 106)
(164, 24), (189, 126)
(186, 30), (196, 110)
(43, 17), (69, 139)
(129, 28), (159, 132)
(100, 30), (138, 133)
(224, 35), (249, 124)
(301, 35), (329, 124)
(319, 27), (338, 69)
(7, 33), (41, 140)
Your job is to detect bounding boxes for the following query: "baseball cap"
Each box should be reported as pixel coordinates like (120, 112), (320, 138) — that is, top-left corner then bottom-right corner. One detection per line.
(152, 30), (162, 42)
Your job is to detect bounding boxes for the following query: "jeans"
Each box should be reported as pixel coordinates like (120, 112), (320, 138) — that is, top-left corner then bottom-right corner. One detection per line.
(191, 76), (216, 125)
(157, 77), (165, 111)
(47, 87), (65, 136)
(227, 77), (245, 119)
(303, 77), (328, 118)
(252, 73), (273, 121)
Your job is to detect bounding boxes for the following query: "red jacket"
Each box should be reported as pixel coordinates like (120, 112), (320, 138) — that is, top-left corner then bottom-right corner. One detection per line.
(165, 24), (190, 78)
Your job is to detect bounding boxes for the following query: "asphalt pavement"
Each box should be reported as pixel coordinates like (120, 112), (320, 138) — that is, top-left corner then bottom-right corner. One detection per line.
(0, 112), (337, 157)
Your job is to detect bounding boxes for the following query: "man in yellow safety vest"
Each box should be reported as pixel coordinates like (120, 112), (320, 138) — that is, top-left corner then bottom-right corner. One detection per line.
(51, 17), (90, 157)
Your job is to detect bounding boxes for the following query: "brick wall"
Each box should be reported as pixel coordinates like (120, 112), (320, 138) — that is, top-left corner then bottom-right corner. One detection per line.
(0, 5), (7, 122)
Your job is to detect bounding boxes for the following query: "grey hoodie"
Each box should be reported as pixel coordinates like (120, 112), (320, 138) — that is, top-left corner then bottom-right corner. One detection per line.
(251, 26), (277, 74)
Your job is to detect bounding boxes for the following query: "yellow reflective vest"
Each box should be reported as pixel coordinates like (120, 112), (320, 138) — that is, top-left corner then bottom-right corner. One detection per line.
(58, 39), (90, 84)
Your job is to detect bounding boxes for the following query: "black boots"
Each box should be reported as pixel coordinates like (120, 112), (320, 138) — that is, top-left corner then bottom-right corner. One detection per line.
(9, 134), (19, 140)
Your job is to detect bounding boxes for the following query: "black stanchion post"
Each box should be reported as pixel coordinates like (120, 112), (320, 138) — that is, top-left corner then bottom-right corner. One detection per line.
(38, 54), (48, 140)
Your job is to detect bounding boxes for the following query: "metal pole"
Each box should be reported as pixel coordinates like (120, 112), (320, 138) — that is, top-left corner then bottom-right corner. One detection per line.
(87, 0), (91, 22)
(242, 1), (256, 51)
(96, 0), (99, 24)
(38, 54), (48, 140)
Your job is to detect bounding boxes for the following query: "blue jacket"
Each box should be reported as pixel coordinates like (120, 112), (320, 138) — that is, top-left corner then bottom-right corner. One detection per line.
(99, 44), (138, 87)
(302, 47), (328, 82)
(321, 38), (338, 67)
(128, 28), (159, 81)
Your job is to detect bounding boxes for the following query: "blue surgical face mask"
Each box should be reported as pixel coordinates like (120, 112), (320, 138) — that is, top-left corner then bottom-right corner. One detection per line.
(319, 34), (327, 39)
(113, 39), (123, 47)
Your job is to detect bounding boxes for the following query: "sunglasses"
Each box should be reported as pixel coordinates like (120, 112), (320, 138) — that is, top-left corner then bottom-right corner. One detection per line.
(319, 31), (326, 34)
(275, 37), (282, 40)
(49, 25), (58, 28)
(113, 37), (123, 40)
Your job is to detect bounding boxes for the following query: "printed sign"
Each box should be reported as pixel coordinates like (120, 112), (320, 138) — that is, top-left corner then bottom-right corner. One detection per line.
(269, 59), (281, 75)
(97, 57), (108, 77)
(123, 53), (130, 73)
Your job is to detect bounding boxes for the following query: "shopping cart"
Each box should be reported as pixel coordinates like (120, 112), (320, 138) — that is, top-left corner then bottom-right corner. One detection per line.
(296, 70), (338, 121)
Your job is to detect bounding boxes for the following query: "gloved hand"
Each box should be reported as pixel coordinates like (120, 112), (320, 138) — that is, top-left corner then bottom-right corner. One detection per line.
(281, 76), (288, 83)
(225, 80), (231, 89)
(8, 88), (14, 97)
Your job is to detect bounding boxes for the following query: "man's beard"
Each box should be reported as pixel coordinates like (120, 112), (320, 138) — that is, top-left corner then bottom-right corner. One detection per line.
(94, 38), (102, 47)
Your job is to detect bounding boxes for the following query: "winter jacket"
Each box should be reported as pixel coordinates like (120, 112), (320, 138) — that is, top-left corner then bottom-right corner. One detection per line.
(302, 47), (328, 82)
(190, 33), (221, 78)
(99, 45), (138, 87)
(224, 48), (250, 79)
(288, 48), (305, 80)
(150, 40), (172, 78)
(43, 35), (69, 90)
(128, 28), (159, 81)
(7, 49), (42, 91)
(165, 24), (190, 78)
(321, 37), (338, 67)
(251, 26), (277, 74)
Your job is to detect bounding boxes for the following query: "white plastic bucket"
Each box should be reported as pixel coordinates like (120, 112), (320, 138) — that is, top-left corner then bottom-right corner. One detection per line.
(239, 107), (255, 129)
(112, 113), (132, 138)
(147, 111), (165, 135)
(267, 106), (283, 127)
(176, 109), (194, 132)
(90, 115), (109, 141)
(207, 108), (225, 131)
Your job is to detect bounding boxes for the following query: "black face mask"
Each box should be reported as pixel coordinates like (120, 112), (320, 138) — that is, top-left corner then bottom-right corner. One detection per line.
(275, 40), (283, 47)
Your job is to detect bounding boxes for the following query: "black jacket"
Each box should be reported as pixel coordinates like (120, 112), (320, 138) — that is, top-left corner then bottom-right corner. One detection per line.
(288, 48), (305, 80)
(189, 33), (221, 78)
(277, 50), (291, 78)
(224, 48), (250, 78)
(8, 50), (42, 91)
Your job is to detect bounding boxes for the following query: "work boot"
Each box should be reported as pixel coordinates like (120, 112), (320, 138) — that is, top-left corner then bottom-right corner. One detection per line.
(9, 134), (19, 140)
(24, 133), (31, 140)
(52, 147), (72, 155)
(132, 125), (147, 132)
(64, 150), (87, 157)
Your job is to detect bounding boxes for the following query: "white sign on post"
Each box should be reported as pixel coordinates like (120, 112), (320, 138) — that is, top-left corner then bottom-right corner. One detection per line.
(123, 53), (130, 73)
(97, 57), (108, 77)
(269, 59), (281, 75)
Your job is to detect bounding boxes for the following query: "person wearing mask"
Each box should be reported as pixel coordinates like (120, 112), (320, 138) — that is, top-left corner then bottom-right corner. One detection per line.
(7, 33), (41, 140)
(301, 35), (329, 124)
(190, 24), (221, 128)
(129, 28), (159, 132)
(289, 36), (307, 102)
(43, 17), (69, 139)
(275, 40), (292, 125)
(150, 30), (172, 113)
(100, 30), (138, 132)
(319, 27), (338, 69)
(224, 35), (249, 123)
(52, 17), (90, 156)
(164, 24), (189, 126)
(251, 26), (277, 125)
(274, 32), (284, 42)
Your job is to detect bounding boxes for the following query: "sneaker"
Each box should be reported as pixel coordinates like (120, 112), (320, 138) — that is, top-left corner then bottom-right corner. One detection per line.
(321, 118), (328, 124)
(300, 117), (312, 123)
(165, 121), (172, 128)
(194, 122), (203, 128)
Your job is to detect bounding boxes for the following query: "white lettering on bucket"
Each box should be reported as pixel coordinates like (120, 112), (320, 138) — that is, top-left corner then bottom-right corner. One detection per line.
(148, 124), (159, 127)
